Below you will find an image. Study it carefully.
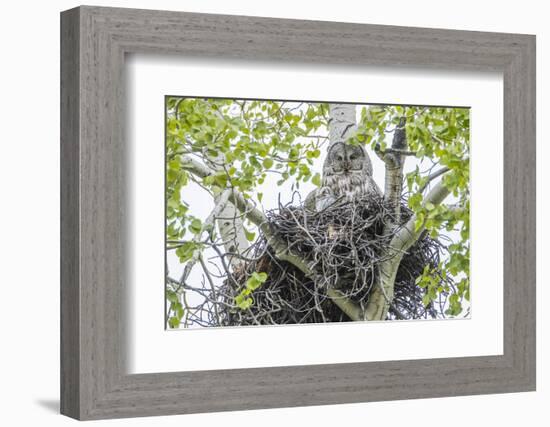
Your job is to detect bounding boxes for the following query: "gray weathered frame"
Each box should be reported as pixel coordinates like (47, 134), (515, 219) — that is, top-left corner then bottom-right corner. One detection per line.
(60, 5), (536, 420)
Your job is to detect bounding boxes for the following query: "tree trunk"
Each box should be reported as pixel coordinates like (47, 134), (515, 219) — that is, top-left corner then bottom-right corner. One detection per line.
(383, 117), (407, 224)
(206, 152), (249, 269)
(366, 116), (408, 320)
(214, 193), (249, 268)
(328, 104), (357, 149)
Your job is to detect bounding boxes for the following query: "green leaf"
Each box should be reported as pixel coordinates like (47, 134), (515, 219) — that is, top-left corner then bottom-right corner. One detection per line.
(244, 228), (256, 242)
(166, 291), (179, 304)
(312, 173), (321, 187)
(188, 218), (202, 234)
(168, 317), (180, 329)
(253, 271), (268, 282)
(422, 294), (431, 307)
(262, 158), (274, 169)
(235, 294), (253, 310)
(408, 193), (422, 210)
(244, 271), (268, 292)
(175, 242), (196, 263)
(414, 213), (425, 232)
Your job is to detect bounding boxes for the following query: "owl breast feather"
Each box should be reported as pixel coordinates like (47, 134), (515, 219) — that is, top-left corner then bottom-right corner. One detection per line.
(324, 172), (377, 202)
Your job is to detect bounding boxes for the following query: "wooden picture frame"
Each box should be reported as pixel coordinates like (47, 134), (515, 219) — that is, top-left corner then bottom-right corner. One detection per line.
(60, 5), (536, 420)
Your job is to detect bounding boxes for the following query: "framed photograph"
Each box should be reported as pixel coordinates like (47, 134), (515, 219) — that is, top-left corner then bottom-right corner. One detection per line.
(61, 5), (536, 420)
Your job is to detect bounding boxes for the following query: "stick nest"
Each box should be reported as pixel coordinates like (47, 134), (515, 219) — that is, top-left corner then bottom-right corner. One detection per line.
(215, 194), (452, 326)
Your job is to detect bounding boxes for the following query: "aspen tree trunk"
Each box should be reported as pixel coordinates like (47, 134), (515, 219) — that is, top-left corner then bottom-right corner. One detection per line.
(208, 153), (249, 269)
(214, 191), (249, 268)
(328, 104), (358, 149)
(366, 117), (408, 320)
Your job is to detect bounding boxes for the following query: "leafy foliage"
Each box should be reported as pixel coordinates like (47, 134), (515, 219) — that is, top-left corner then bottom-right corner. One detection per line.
(234, 272), (268, 310)
(165, 98), (470, 328)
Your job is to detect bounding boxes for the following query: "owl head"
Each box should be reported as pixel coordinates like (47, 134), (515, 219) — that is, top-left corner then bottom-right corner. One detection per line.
(323, 142), (373, 177)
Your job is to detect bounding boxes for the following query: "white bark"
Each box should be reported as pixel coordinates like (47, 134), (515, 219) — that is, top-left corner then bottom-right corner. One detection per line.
(198, 150), (249, 268)
(214, 195), (249, 268)
(382, 117), (407, 224)
(181, 155), (211, 178)
(328, 104), (357, 149)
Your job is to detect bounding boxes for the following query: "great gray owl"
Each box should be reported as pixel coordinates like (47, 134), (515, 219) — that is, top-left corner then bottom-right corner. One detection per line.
(305, 142), (381, 212)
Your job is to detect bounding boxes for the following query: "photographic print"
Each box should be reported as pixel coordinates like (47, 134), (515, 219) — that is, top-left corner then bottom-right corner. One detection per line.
(165, 97), (470, 329)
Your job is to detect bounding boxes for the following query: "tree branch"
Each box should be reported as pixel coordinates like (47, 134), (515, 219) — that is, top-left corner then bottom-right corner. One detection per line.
(326, 288), (367, 321)
(198, 253), (221, 325)
(383, 117), (407, 225)
(418, 166), (450, 193)
(181, 155), (249, 266)
(376, 147), (417, 157)
(365, 175), (452, 321)
(181, 155), (212, 178)
(392, 179), (451, 253)
(228, 188), (370, 318)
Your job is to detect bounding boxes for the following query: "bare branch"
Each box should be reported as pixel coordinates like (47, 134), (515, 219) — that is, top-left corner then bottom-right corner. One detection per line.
(198, 253), (221, 325)
(418, 166), (450, 193)
(376, 146), (417, 157)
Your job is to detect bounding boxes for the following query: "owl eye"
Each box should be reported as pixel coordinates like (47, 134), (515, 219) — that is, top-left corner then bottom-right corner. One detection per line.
(336, 155), (343, 161)
(349, 153), (358, 160)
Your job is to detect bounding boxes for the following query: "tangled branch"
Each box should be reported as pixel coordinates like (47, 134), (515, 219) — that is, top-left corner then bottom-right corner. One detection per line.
(175, 194), (455, 327)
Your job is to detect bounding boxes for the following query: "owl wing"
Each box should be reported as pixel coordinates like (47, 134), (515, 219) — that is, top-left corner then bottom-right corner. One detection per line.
(304, 187), (336, 212)
(316, 189), (337, 211)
